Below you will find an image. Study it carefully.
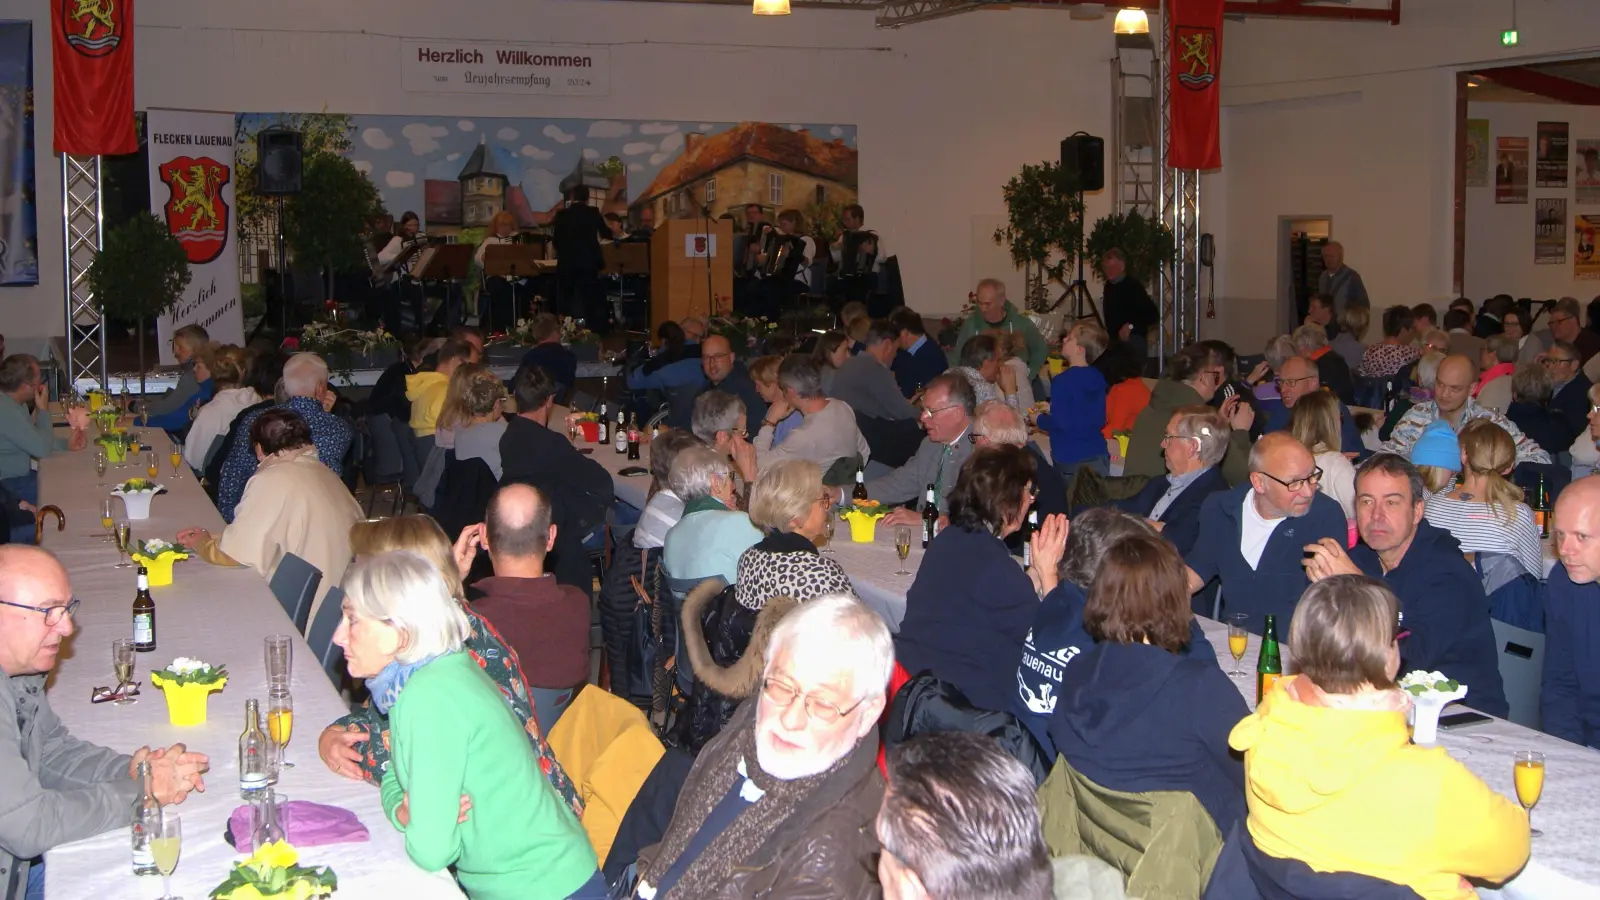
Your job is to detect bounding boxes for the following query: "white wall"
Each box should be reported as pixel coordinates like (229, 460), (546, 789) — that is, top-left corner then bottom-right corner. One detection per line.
(6, 0), (1124, 349)
(1465, 100), (1600, 301)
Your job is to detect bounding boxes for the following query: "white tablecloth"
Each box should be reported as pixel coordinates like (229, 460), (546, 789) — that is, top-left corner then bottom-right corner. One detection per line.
(37, 442), (462, 898)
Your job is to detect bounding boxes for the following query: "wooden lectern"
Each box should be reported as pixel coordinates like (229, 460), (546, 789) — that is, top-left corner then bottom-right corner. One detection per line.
(650, 219), (733, 331)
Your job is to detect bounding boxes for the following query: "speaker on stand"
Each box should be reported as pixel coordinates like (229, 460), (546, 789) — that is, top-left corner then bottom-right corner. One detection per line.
(256, 129), (304, 341)
(1052, 132), (1105, 324)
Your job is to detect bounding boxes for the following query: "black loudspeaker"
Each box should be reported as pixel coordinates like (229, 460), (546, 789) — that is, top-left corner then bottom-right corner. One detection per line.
(256, 129), (303, 195)
(1060, 134), (1105, 193)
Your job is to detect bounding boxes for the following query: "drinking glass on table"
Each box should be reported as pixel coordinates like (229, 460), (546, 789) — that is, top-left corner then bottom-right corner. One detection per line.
(100, 498), (115, 542)
(95, 447), (107, 484)
(114, 521), (133, 568)
(169, 441), (184, 479)
(893, 525), (913, 576)
(1226, 613), (1250, 679)
(264, 634), (293, 687)
(152, 813), (182, 900)
(1514, 750), (1546, 837)
(819, 512), (836, 555)
(145, 450), (159, 479)
(111, 638), (138, 705)
(268, 687), (295, 770)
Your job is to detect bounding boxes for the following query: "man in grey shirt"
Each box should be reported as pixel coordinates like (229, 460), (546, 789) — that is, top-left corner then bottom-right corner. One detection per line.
(1317, 241), (1369, 312)
(827, 319), (919, 422)
(849, 373), (976, 522)
(142, 324), (209, 418)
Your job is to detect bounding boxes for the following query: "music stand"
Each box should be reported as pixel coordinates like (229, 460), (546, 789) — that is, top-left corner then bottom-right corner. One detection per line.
(485, 244), (546, 331)
(417, 244), (474, 330)
(603, 243), (651, 330)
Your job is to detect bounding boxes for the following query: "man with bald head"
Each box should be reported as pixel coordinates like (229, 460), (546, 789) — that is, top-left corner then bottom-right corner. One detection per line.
(1542, 476), (1600, 747)
(456, 483), (591, 689)
(0, 546), (209, 896)
(698, 333), (768, 429)
(1184, 432), (1347, 632)
(1261, 355), (1365, 454)
(1316, 240), (1368, 312)
(1382, 354), (1550, 465)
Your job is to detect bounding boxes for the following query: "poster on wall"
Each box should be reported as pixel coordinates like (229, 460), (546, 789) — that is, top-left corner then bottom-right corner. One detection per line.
(1577, 140), (1600, 205)
(1496, 137), (1529, 204)
(1465, 119), (1489, 188)
(1535, 198), (1567, 265)
(146, 109), (244, 364)
(1576, 215), (1600, 280)
(1538, 122), (1570, 188)
(0, 22), (37, 286)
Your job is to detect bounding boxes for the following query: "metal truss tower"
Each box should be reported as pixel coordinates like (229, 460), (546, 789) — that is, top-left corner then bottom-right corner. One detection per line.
(1157, 1), (1202, 367)
(62, 154), (108, 393)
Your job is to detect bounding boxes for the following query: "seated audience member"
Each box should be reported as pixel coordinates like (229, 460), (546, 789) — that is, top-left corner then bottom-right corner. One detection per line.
(1382, 354), (1551, 465)
(142, 345), (216, 434)
(1523, 295), (1600, 366)
(1444, 307), (1486, 364)
(1096, 339), (1149, 438)
(1545, 475), (1600, 747)
(989, 330), (1036, 410)
(811, 330), (852, 395)
(1185, 433), (1346, 632)
(974, 400), (1068, 522)
(217, 352), (353, 522)
(1293, 323), (1355, 406)
(1303, 293), (1341, 339)
(1249, 335), (1299, 407)
(1424, 419), (1543, 596)
(690, 390), (756, 486)
(142, 323), (210, 419)
(1445, 297), (1474, 333)
(1420, 328), (1453, 358)
(0, 546), (210, 896)
(845, 312), (872, 355)
(955, 278), (1048, 379)
(698, 334), (768, 430)
(519, 313), (579, 396)
(1015, 509), (1215, 755)
(1050, 533), (1251, 835)
(1227, 575), (1530, 900)
(867, 373), (976, 522)
(1356, 305), (1422, 379)
(1473, 335), (1517, 414)
(1126, 344), (1253, 486)
(1572, 382), (1600, 476)
(1543, 337), (1593, 452)
(183, 344), (257, 471)
(1329, 303), (1370, 373)
(406, 338), (479, 439)
(1302, 453), (1509, 718)
(369, 336), (429, 423)
(433, 363), (509, 479)
(829, 318), (922, 422)
(1409, 418), (1461, 495)
(891, 307), (950, 398)
(500, 364), (615, 591)
(204, 351), (284, 494)
(1118, 405), (1232, 555)
(633, 428), (701, 552)
(628, 320), (707, 409)
(748, 355), (801, 446)
(1037, 320), (1110, 481)
(949, 334), (1004, 407)
(457, 484), (591, 690)
(897, 445), (1066, 712)
(1385, 350), (1444, 442)
(1503, 306), (1532, 352)
(1289, 391), (1357, 521)
(661, 444), (761, 585)
(335, 552), (604, 899)
(631, 595), (891, 899)
(320, 516), (579, 814)
(1262, 355), (1364, 454)
(0, 355), (88, 532)
(877, 732), (1053, 900)
(178, 408), (361, 621)
(1505, 364), (1568, 472)
(752, 356), (870, 474)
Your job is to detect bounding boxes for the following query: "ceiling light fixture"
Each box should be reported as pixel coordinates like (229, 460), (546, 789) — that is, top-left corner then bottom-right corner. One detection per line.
(753, 0), (791, 15)
(1113, 7), (1150, 34)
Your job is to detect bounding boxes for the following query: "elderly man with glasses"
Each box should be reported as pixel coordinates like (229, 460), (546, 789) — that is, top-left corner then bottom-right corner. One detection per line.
(972, 401), (1068, 522)
(842, 373), (976, 530)
(1542, 338), (1594, 451)
(1262, 356), (1365, 455)
(1115, 405), (1231, 556)
(0, 546), (209, 898)
(1184, 433), (1347, 633)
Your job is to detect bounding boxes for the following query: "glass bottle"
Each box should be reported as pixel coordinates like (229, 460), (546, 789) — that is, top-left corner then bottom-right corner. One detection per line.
(596, 403), (609, 443)
(132, 567), (156, 653)
(131, 760), (160, 875)
(1257, 614), (1283, 706)
(852, 466), (869, 501)
(921, 483), (939, 548)
(614, 407), (627, 454)
(1022, 508), (1038, 566)
(238, 699), (270, 798)
(626, 414), (641, 460)
(251, 788), (286, 849)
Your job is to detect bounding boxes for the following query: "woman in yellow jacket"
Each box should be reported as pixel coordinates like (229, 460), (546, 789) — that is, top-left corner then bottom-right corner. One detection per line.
(1228, 575), (1529, 900)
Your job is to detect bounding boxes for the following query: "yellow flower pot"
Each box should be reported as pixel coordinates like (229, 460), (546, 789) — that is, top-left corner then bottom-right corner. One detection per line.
(131, 552), (188, 586)
(842, 510), (883, 543)
(150, 674), (226, 726)
(102, 441), (128, 463)
(1049, 357), (1066, 377)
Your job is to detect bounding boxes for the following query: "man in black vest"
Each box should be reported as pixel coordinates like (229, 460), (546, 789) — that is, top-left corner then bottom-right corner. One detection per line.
(551, 184), (612, 329)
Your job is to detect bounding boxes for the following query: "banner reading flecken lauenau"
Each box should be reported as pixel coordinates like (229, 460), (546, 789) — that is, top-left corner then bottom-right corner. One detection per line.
(1168, 0), (1223, 171)
(52, 0), (136, 155)
(146, 109), (243, 364)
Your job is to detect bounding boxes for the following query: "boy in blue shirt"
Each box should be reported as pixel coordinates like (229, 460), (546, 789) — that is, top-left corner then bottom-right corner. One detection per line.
(1036, 320), (1109, 483)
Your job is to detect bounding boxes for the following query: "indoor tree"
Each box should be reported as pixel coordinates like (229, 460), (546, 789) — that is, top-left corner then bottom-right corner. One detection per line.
(1086, 209), (1177, 287)
(282, 151), (386, 304)
(85, 212), (191, 394)
(992, 161), (1084, 311)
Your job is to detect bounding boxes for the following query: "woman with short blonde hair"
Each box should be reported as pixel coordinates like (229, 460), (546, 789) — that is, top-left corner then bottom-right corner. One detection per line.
(433, 362), (510, 478)
(1288, 390), (1356, 519)
(747, 355), (800, 446)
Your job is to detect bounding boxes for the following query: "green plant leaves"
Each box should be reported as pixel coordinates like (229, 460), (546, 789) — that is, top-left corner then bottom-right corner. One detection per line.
(992, 161), (1084, 286)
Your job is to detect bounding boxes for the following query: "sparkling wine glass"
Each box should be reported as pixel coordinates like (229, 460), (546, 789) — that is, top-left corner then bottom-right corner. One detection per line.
(100, 498), (115, 543)
(94, 447), (108, 484)
(1226, 613), (1250, 679)
(114, 521), (133, 568)
(1514, 750), (1546, 837)
(169, 441), (184, 479)
(268, 687), (295, 770)
(152, 813), (182, 900)
(112, 638), (137, 705)
(819, 513), (836, 555)
(894, 525), (913, 576)
(145, 450), (159, 480)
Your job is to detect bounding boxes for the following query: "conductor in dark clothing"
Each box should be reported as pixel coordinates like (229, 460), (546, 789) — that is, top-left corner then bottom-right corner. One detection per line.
(1101, 248), (1158, 366)
(551, 184), (612, 328)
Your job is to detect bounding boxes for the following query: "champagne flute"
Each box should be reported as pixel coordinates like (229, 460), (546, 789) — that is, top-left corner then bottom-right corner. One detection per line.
(152, 813), (182, 900)
(145, 450), (160, 480)
(819, 512), (836, 555)
(894, 525), (913, 576)
(268, 687), (295, 770)
(95, 446), (108, 484)
(114, 521), (133, 568)
(1514, 750), (1546, 837)
(169, 441), (184, 479)
(100, 498), (115, 542)
(111, 638), (138, 705)
(1226, 613), (1250, 679)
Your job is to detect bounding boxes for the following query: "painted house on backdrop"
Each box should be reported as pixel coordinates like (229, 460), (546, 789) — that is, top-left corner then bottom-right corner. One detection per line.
(424, 141), (627, 237)
(630, 122), (858, 230)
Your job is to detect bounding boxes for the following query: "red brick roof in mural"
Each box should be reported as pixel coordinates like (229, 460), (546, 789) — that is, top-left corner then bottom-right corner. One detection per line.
(636, 122), (857, 204)
(424, 179), (462, 226)
(506, 185), (546, 228)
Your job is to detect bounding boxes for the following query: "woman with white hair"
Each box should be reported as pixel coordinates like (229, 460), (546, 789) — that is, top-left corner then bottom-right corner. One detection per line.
(662, 444), (761, 585)
(336, 550), (604, 900)
(691, 389), (756, 484)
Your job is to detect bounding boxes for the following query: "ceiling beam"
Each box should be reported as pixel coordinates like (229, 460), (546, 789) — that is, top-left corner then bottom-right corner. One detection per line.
(1475, 65), (1600, 106)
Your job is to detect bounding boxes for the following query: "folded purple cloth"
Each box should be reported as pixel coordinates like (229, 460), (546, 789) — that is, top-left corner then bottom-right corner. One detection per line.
(228, 799), (370, 854)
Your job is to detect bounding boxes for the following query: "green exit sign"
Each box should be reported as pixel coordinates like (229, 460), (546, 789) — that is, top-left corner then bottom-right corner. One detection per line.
(1502, 29), (1520, 46)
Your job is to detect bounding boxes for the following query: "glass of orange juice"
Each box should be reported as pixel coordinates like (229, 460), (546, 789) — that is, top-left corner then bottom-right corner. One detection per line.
(145, 450), (159, 479)
(169, 441), (184, 479)
(268, 687), (295, 770)
(1226, 612), (1250, 679)
(1514, 750), (1545, 837)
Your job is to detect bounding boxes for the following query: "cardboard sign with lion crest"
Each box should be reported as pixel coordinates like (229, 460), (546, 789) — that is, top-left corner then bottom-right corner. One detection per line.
(146, 109), (244, 363)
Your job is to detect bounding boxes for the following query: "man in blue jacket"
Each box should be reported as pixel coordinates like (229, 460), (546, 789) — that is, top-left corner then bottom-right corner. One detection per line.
(1302, 452), (1509, 719)
(889, 307), (947, 399)
(1116, 405), (1231, 557)
(1543, 476), (1600, 747)
(1184, 432), (1346, 635)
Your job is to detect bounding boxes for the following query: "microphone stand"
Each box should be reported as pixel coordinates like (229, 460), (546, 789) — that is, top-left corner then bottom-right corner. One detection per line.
(698, 187), (715, 320)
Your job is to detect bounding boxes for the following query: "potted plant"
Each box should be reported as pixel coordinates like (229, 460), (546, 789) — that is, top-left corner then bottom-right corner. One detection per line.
(283, 152), (386, 307)
(131, 538), (191, 587)
(85, 213), (192, 394)
(211, 840), (338, 899)
(1085, 209), (1177, 287)
(992, 161), (1084, 311)
(149, 657), (228, 727)
(111, 477), (165, 520)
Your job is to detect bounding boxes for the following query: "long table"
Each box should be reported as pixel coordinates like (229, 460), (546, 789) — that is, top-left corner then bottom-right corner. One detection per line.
(37, 439), (462, 898)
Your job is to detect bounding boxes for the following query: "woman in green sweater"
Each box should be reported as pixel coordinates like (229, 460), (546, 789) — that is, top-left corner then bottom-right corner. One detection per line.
(335, 550), (605, 900)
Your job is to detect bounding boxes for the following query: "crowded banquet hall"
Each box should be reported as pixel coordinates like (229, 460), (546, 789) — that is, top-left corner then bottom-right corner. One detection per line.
(10, 0), (1600, 897)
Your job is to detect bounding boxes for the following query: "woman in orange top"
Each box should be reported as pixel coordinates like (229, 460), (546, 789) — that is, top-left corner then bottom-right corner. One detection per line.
(1098, 341), (1151, 439)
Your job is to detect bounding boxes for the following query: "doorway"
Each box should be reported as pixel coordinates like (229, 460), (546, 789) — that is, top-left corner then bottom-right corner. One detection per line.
(1277, 216), (1332, 335)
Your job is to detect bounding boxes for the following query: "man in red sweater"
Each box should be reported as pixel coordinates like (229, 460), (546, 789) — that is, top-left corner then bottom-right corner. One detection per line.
(459, 483), (592, 689)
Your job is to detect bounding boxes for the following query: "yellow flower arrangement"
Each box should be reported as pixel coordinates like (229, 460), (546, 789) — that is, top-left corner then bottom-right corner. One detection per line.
(210, 840), (337, 899)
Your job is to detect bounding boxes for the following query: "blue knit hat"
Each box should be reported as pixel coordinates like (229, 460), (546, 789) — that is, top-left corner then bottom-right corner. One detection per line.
(1410, 419), (1461, 471)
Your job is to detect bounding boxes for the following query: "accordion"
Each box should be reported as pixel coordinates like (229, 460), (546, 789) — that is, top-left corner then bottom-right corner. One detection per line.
(838, 230), (879, 279)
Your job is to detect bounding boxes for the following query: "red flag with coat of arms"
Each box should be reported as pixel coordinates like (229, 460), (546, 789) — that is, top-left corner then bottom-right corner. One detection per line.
(52, 0), (136, 155)
(1168, 0), (1223, 171)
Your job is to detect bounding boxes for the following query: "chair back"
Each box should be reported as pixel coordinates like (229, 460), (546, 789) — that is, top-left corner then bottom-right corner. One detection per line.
(1491, 617), (1545, 730)
(306, 584), (346, 687)
(200, 433), (227, 469)
(389, 416), (422, 491)
(269, 553), (322, 634)
(662, 382), (700, 431)
(1204, 822), (1425, 900)
(530, 685), (578, 735)
(822, 454), (862, 488)
(364, 413), (405, 485)
(660, 569), (724, 698)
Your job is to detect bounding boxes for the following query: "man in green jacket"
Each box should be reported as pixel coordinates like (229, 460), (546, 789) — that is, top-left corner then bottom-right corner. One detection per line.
(0, 355), (87, 543)
(953, 279), (1049, 379)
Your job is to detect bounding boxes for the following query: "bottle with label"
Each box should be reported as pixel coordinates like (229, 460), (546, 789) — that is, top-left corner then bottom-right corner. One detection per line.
(239, 699), (270, 798)
(1535, 473), (1550, 538)
(922, 483), (939, 548)
(627, 414), (641, 460)
(597, 403), (609, 444)
(1257, 614), (1283, 706)
(132, 567), (156, 653)
(614, 408), (628, 454)
(130, 760), (159, 875)
(852, 466), (870, 502)
(1022, 508), (1039, 567)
